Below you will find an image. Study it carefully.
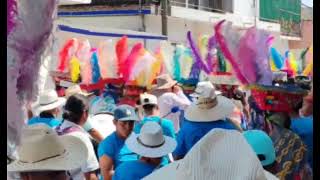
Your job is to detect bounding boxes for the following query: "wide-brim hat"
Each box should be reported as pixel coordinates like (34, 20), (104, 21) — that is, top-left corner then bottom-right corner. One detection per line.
(7, 125), (88, 172)
(185, 96), (235, 122)
(65, 85), (93, 98)
(143, 129), (279, 180)
(33, 90), (66, 115)
(152, 74), (177, 90)
(126, 122), (177, 158)
(143, 161), (278, 180)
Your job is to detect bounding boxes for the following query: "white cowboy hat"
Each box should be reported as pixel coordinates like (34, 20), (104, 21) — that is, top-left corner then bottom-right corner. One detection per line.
(33, 90), (66, 115)
(89, 113), (115, 139)
(143, 129), (279, 180)
(126, 122), (177, 158)
(65, 84), (93, 98)
(7, 124), (88, 172)
(185, 81), (234, 122)
(152, 74), (177, 90)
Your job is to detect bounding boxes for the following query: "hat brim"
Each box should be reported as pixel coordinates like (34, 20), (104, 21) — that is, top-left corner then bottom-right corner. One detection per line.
(7, 135), (88, 172)
(185, 96), (235, 122)
(34, 98), (66, 115)
(190, 90), (222, 98)
(143, 160), (278, 180)
(152, 80), (177, 90)
(117, 116), (139, 122)
(126, 133), (177, 158)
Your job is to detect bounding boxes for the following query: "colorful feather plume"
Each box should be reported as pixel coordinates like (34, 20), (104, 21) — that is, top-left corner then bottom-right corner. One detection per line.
(173, 45), (183, 81)
(97, 40), (110, 79)
(288, 51), (298, 76)
(91, 49), (101, 84)
(205, 35), (217, 73)
(217, 47), (226, 72)
(270, 47), (284, 69)
(116, 36), (128, 76)
(121, 43), (144, 82)
(58, 38), (79, 72)
(7, 0), (17, 36)
(302, 62), (313, 76)
(180, 48), (193, 80)
(7, 0), (58, 151)
(76, 40), (92, 85)
(70, 56), (81, 83)
(214, 20), (272, 85)
(199, 35), (209, 59)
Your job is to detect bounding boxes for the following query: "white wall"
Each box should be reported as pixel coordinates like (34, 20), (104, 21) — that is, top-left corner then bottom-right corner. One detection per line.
(233, 0), (255, 17)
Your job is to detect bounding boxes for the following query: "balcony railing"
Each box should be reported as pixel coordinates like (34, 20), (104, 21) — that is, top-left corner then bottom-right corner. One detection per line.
(169, 0), (229, 14)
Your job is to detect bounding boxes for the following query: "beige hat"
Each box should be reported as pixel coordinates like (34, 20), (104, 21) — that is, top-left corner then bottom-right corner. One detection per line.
(140, 93), (158, 106)
(65, 84), (93, 98)
(7, 124), (88, 172)
(33, 90), (66, 115)
(126, 122), (177, 158)
(209, 74), (240, 85)
(185, 82), (235, 122)
(152, 74), (177, 90)
(143, 129), (279, 180)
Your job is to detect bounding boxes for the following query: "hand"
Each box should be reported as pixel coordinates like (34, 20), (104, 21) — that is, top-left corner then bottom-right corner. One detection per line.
(172, 85), (182, 94)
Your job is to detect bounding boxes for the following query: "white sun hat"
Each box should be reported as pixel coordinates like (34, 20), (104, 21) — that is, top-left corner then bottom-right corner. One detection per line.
(185, 81), (234, 122)
(140, 93), (158, 106)
(143, 129), (279, 180)
(126, 121), (177, 158)
(7, 124), (88, 172)
(65, 84), (93, 98)
(33, 90), (66, 115)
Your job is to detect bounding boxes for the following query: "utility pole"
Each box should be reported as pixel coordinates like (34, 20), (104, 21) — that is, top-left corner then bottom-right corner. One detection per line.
(161, 0), (168, 36)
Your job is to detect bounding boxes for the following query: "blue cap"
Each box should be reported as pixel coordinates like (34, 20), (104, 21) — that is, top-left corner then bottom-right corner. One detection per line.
(114, 105), (139, 121)
(243, 130), (276, 166)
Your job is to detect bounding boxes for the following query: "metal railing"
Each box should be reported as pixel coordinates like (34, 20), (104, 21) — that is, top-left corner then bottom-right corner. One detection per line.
(169, 0), (228, 14)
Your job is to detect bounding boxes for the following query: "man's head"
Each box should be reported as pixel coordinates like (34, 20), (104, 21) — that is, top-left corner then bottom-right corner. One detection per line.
(7, 124), (88, 180)
(33, 90), (66, 117)
(113, 105), (139, 139)
(140, 93), (159, 116)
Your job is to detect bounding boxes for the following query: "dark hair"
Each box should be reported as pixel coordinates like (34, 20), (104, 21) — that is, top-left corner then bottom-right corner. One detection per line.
(39, 111), (55, 118)
(263, 161), (278, 174)
(292, 100), (303, 113)
(63, 94), (89, 124)
(142, 104), (158, 114)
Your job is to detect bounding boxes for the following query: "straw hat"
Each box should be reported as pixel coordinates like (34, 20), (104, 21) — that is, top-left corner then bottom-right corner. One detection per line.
(33, 90), (66, 115)
(209, 74), (240, 85)
(143, 129), (279, 180)
(152, 74), (177, 90)
(185, 81), (234, 122)
(126, 122), (177, 158)
(65, 85), (93, 98)
(7, 124), (88, 172)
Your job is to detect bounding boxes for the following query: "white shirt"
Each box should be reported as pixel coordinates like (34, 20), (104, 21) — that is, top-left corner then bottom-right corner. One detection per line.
(158, 91), (191, 132)
(59, 120), (99, 180)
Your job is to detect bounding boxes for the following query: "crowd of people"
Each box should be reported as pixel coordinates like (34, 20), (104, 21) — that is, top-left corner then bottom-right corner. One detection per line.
(7, 73), (313, 180)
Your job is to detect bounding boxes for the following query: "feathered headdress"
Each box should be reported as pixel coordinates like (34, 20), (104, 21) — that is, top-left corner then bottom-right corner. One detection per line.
(215, 20), (272, 85)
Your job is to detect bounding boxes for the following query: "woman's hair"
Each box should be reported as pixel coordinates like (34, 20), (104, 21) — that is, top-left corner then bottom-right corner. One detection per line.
(39, 111), (55, 118)
(63, 94), (89, 124)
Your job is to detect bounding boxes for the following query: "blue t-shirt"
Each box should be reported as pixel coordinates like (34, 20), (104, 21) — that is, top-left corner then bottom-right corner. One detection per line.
(134, 116), (176, 166)
(112, 160), (157, 180)
(290, 116), (313, 168)
(134, 116), (176, 139)
(98, 132), (138, 169)
(28, 117), (62, 128)
(173, 119), (236, 157)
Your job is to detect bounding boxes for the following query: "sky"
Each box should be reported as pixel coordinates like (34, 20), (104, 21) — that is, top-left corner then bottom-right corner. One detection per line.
(302, 0), (313, 7)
